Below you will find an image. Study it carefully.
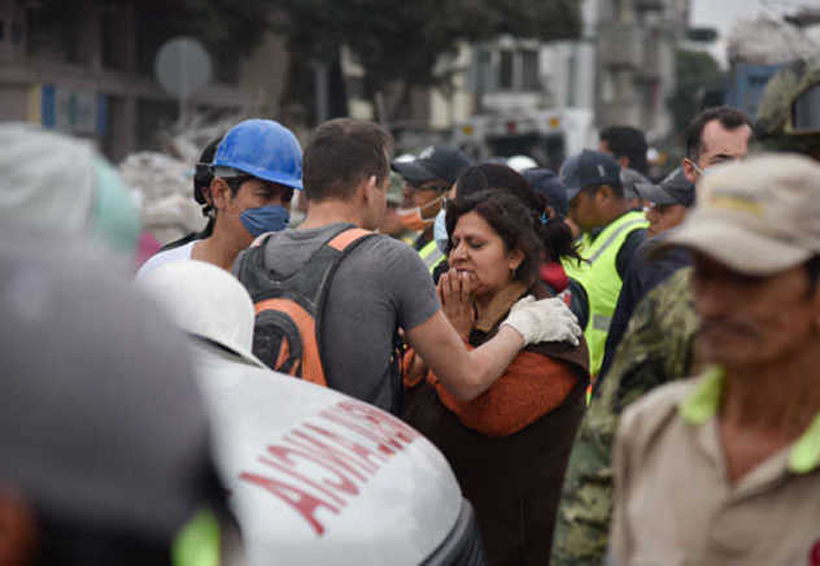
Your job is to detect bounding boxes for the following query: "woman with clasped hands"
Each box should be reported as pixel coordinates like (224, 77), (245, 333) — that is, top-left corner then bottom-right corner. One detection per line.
(403, 190), (590, 566)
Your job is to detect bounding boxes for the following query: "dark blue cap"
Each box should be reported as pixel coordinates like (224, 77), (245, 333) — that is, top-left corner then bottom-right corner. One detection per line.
(635, 166), (695, 207)
(560, 149), (622, 200)
(391, 145), (473, 186)
(522, 168), (569, 218)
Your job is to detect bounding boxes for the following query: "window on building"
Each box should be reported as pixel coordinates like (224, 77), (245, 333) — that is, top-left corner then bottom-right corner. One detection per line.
(347, 76), (365, 100)
(521, 49), (540, 91)
(499, 50), (514, 90)
(26, 5), (78, 63)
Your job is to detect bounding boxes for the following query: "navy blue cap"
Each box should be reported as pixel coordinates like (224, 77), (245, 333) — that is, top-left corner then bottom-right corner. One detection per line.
(635, 166), (695, 207)
(560, 149), (622, 200)
(391, 145), (473, 186)
(522, 168), (569, 217)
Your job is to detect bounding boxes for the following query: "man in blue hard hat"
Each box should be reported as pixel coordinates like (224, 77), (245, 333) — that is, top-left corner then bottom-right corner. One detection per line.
(138, 119), (303, 277)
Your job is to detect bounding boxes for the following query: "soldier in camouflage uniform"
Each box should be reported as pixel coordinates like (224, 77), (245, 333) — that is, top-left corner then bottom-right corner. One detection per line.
(551, 267), (699, 564)
(550, 56), (820, 566)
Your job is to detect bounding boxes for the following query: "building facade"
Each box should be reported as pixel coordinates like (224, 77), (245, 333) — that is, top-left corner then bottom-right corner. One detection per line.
(0, 0), (284, 162)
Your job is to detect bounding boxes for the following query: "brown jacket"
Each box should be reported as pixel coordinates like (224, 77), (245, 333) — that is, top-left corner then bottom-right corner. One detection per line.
(403, 282), (589, 566)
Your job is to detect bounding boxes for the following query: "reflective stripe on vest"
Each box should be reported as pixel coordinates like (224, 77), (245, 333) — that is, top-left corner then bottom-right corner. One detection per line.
(562, 211), (648, 376)
(419, 239), (446, 272)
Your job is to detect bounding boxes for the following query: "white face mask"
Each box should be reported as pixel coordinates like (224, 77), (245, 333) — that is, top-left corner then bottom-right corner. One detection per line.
(433, 208), (448, 254)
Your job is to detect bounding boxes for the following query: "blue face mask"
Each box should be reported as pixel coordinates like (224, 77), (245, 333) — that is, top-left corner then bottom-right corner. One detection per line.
(240, 205), (290, 236)
(433, 208), (449, 254)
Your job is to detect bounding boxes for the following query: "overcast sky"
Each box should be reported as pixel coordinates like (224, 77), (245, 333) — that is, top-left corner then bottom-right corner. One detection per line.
(689, 0), (818, 65)
(691, 0), (812, 34)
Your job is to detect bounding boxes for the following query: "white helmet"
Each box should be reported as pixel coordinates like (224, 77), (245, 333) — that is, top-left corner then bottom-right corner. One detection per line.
(140, 260), (266, 368)
(506, 154), (538, 172)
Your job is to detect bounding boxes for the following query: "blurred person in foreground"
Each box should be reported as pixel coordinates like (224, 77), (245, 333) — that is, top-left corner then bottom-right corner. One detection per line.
(403, 190), (589, 565)
(551, 106), (753, 566)
(391, 145), (472, 273)
(137, 119), (302, 277)
(0, 123), (140, 262)
(233, 118), (581, 416)
(139, 260), (302, 564)
(611, 154), (820, 564)
(0, 230), (225, 566)
(560, 150), (648, 379)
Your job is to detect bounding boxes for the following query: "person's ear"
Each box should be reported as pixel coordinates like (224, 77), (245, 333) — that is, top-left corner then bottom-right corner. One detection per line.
(682, 158), (698, 184)
(211, 178), (232, 211)
(363, 175), (379, 200)
(508, 248), (525, 272)
(597, 185), (614, 205)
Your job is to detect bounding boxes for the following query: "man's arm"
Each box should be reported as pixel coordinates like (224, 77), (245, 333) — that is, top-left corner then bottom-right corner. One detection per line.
(405, 310), (525, 402)
(406, 296), (580, 402)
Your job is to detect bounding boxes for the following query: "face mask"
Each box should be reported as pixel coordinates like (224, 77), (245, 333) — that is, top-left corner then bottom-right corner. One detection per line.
(397, 207), (434, 232)
(398, 193), (444, 232)
(240, 204), (290, 236)
(433, 208), (448, 254)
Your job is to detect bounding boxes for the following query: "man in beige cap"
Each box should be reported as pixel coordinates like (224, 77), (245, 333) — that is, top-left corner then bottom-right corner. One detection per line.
(610, 153), (820, 565)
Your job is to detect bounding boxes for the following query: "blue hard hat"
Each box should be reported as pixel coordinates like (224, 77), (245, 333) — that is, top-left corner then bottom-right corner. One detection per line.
(212, 119), (303, 190)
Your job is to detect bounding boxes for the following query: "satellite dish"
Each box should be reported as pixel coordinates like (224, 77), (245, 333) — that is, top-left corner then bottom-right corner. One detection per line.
(155, 37), (212, 124)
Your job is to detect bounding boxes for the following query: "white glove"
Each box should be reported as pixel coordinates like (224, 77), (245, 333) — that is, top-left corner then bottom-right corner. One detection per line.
(500, 295), (582, 347)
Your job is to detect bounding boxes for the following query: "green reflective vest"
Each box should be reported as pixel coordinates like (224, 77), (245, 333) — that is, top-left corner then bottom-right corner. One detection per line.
(562, 211), (648, 376)
(419, 239), (446, 273)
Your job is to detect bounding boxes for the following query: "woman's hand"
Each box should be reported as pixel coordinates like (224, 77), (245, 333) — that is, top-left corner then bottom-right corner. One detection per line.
(437, 269), (475, 341)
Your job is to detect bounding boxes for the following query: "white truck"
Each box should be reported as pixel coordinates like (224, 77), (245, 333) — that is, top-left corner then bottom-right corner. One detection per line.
(452, 108), (597, 171)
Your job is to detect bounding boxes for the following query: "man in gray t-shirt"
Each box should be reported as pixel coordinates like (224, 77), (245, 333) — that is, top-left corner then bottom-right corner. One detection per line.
(249, 222), (438, 413)
(234, 118), (582, 415)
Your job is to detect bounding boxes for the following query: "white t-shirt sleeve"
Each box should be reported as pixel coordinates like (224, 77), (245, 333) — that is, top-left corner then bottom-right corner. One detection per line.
(135, 241), (196, 280)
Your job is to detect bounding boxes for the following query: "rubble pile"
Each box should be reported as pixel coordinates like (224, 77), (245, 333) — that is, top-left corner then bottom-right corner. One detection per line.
(119, 151), (205, 245)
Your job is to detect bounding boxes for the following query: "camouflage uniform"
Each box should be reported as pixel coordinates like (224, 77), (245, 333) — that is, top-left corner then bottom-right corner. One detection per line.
(551, 267), (699, 565)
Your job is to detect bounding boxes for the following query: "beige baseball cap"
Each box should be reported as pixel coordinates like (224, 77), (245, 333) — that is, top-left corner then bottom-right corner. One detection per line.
(662, 153), (820, 275)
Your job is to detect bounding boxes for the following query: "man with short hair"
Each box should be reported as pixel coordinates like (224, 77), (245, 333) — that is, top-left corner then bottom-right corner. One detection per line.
(611, 154), (820, 564)
(233, 118), (580, 415)
(391, 145), (472, 272)
(561, 149), (648, 378)
(598, 125), (649, 176)
(138, 119), (302, 277)
(598, 125), (650, 212)
(681, 106), (753, 183)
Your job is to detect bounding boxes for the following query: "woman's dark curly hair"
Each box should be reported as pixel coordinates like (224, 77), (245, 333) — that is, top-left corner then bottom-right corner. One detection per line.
(446, 190), (544, 286)
(455, 163), (579, 263)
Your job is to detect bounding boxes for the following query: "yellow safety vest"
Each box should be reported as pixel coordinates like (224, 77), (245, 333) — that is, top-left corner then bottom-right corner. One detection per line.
(419, 239), (446, 273)
(562, 211), (648, 377)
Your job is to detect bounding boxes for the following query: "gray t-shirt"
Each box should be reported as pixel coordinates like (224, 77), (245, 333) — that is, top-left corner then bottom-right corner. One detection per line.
(235, 223), (440, 414)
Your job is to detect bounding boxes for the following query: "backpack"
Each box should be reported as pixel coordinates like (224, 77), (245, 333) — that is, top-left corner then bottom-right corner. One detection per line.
(235, 225), (404, 395)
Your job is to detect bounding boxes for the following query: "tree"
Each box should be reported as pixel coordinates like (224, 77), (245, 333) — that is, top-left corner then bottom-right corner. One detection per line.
(667, 49), (725, 135)
(268, 0), (582, 123)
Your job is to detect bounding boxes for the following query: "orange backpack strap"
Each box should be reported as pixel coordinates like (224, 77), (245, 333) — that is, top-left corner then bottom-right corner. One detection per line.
(238, 225), (378, 389)
(327, 228), (373, 251)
